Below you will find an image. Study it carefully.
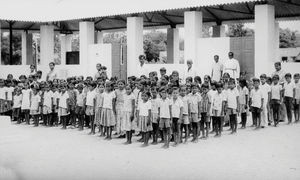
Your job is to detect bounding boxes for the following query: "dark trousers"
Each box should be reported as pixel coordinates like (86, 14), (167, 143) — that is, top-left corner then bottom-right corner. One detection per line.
(251, 107), (261, 127)
(284, 97), (293, 123)
(229, 114), (237, 132)
(212, 116), (222, 134)
(271, 99), (280, 125)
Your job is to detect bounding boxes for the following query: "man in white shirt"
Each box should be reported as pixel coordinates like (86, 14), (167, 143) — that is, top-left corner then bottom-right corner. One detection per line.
(184, 59), (197, 81)
(136, 55), (148, 78)
(94, 63), (102, 80)
(272, 62), (286, 85)
(46, 62), (58, 81)
(223, 52), (240, 80)
(211, 55), (223, 82)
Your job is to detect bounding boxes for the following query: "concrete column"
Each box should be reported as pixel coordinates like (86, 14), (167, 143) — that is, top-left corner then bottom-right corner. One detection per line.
(126, 17), (143, 76)
(274, 22), (280, 62)
(212, 25), (226, 37)
(184, 11), (202, 64)
(96, 31), (104, 44)
(21, 32), (33, 65)
(79, 21), (95, 74)
(40, 25), (54, 66)
(60, 34), (72, 65)
(0, 23), (2, 65)
(255, 4), (275, 76)
(167, 28), (180, 64)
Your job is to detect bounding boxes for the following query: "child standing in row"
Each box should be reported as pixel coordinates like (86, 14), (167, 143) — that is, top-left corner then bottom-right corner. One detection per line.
(200, 84), (211, 139)
(270, 75), (282, 126)
(30, 86), (41, 126)
(137, 92), (152, 147)
(58, 84), (69, 129)
(294, 73), (300, 123)
(13, 88), (23, 123)
(212, 83), (225, 137)
(76, 84), (86, 130)
(189, 84), (201, 142)
(123, 85), (135, 144)
(283, 73), (295, 124)
(86, 82), (97, 134)
(249, 78), (264, 129)
(21, 83), (31, 124)
(170, 88), (183, 146)
(150, 87), (160, 144)
(225, 78), (239, 134)
(179, 86), (190, 143)
(101, 82), (116, 140)
(238, 79), (248, 129)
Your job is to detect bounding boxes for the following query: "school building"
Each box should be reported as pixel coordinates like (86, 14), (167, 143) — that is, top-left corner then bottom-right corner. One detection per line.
(0, 0), (299, 79)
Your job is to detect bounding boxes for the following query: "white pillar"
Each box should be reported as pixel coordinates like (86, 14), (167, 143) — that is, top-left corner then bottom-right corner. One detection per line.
(60, 34), (72, 65)
(40, 25), (54, 66)
(212, 25), (226, 37)
(167, 28), (180, 64)
(96, 31), (104, 44)
(0, 23), (1, 65)
(127, 17), (143, 76)
(79, 21), (95, 75)
(255, 4), (275, 76)
(21, 32), (33, 65)
(184, 11), (202, 65)
(274, 22), (280, 62)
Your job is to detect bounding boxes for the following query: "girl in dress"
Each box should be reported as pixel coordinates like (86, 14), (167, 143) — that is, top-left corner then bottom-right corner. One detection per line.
(137, 91), (152, 147)
(238, 79), (249, 129)
(123, 85), (135, 144)
(13, 87), (23, 123)
(101, 81), (116, 140)
(95, 84), (104, 135)
(30, 86), (41, 127)
(58, 84), (70, 129)
(21, 83), (31, 124)
(115, 80), (126, 137)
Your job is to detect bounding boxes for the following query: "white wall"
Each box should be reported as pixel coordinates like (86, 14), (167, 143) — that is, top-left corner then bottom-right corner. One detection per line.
(0, 65), (84, 79)
(196, 37), (230, 78)
(88, 44), (112, 78)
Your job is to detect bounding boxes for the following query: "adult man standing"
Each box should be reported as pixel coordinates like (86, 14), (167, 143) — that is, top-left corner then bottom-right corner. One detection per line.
(46, 62), (58, 81)
(211, 55), (223, 82)
(183, 59), (197, 80)
(271, 62), (286, 85)
(136, 55), (148, 78)
(223, 52), (240, 80)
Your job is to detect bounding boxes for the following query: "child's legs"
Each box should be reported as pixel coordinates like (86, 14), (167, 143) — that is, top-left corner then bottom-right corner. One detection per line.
(284, 97), (293, 122)
(241, 112), (247, 127)
(294, 103), (300, 121)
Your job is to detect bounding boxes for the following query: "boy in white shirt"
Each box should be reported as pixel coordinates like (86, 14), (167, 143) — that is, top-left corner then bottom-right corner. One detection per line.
(270, 75), (283, 126)
(58, 84), (70, 129)
(42, 84), (53, 126)
(224, 78), (239, 134)
(170, 87), (183, 146)
(249, 78), (264, 129)
(283, 73), (295, 124)
(294, 73), (300, 123)
(260, 74), (271, 127)
(188, 84), (201, 142)
(85, 82), (97, 134)
(212, 83), (225, 137)
(13, 88), (23, 123)
(179, 86), (190, 143)
(158, 87), (172, 149)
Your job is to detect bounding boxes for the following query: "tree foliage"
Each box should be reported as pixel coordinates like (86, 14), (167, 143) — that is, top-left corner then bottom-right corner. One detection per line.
(279, 28), (297, 48)
(227, 23), (254, 37)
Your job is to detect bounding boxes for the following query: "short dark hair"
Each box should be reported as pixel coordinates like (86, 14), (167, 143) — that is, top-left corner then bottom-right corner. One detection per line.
(49, 62), (55, 66)
(252, 78), (260, 83)
(285, 73), (292, 78)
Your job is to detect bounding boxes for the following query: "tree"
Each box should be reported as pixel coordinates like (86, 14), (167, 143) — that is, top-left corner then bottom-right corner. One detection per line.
(279, 28), (297, 48)
(1, 32), (22, 65)
(227, 23), (254, 37)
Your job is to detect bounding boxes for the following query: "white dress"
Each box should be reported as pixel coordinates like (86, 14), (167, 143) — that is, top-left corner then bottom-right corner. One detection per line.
(21, 89), (31, 110)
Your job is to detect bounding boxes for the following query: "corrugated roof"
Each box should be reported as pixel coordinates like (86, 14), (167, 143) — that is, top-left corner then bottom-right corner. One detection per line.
(0, 0), (263, 22)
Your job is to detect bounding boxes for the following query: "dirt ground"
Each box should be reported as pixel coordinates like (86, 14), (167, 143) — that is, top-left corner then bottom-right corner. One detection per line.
(0, 115), (299, 180)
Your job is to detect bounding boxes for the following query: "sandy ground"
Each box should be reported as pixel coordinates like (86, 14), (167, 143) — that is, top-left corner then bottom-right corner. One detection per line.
(0, 115), (300, 180)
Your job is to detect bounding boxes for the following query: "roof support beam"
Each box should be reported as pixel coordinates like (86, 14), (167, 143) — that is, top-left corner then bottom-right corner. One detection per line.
(94, 18), (105, 25)
(9, 21), (13, 65)
(277, 0), (300, 7)
(245, 2), (254, 13)
(204, 8), (222, 25)
(157, 12), (176, 28)
(24, 23), (35, 31)
(208, 6), (253, 15)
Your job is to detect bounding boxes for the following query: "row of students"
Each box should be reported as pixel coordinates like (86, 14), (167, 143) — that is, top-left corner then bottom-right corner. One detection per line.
(1, 71), (299, 149)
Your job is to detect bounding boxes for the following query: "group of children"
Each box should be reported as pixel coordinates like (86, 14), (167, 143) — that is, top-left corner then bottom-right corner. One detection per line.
(0, 67), (299, 149)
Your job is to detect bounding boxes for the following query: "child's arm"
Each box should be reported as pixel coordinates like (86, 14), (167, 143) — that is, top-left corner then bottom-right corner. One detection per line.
(158, 107), (160, 121)
(169, 105), (172, 121)
(179, 106), (183, 121)
(147, 109), (151, 126)
(197, 101), (201, 118)
(112, 97), (116, 115)
(93, 97), (96, 114)
(260, 97), (264, 111)
(66, 98), (70, 113)
(245, 94), (249, 109)
(280, 87), (283, 102)
(136, 109), (140, 127)
(221, 101), (225, 116)
(236, 96), (240, 113)
(131, 99), (135, 122)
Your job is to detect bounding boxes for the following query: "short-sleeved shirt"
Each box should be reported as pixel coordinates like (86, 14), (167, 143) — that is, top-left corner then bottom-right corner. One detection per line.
(239, 86), (249, 105)
(43, 91), (53, 107)
(96, 93), (104, 108)
(151, 98), (160, 114)
(52, 91), (60, 106)
(5, 87), (14, 101)
(158, 98), (172, 118)
(225, 88), (239, 109)
(115, 89), (126, 107)
(295, 81), (300, 100)
(212, 92), (225, 112)
(76, 92), (86, 107)
(30, 94), (41, 111)
(188, 93), (201, 114)
(0, 87), (6, 99)
(59, 92), (69, 109)
(200, 93), (212, 113)
(260, 83), (271, 104)
(47, 69), (58, 81)
(102, 91), (116, 109)
(138, 100), (151, 117)
(123, 93), (135, 112)
(68, 89), (77, 107)
(284, 82), (295, 98)
(86, 90), (97, 107)
(179, 96), (189, 115)
(171, 98), (184, 118)
(271, 84), (282, 100)
(211, 62), (223, 81)
(13, 94), (22, 108)
(250, 88), (264, 108)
